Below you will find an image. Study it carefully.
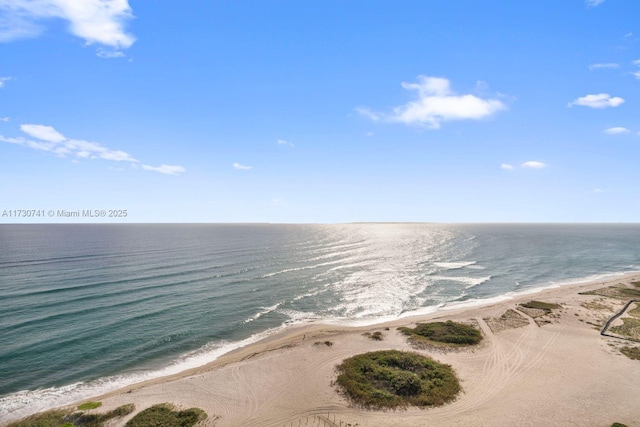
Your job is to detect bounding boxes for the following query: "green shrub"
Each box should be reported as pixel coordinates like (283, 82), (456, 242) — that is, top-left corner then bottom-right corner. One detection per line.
(399, 320), (482, 346)
(388, 370), (422, 396)
(77, 402), (102, 411)
(335, 350), (460, 409)
(125, 403), (207, 427)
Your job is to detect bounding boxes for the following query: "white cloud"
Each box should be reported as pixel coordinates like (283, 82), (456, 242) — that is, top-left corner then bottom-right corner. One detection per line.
(568, 93), (624, 109)
(141, 164), (186, 175)
(355, 107), (383, 122)
(594, 188), (604, 193)
(521, 161), (547, 169)
(0, 117), (9, 122)
(96, 48), (126, 59)
(0, 135), (57, 152)
(270, 197), (286, 206)
(20, 123), (66, 142)
(277, 139), (295, 147)
(358, 76), (506, 129)
(588, 63), (618, 70)
(586, 0), (605, 7)
(0, 76), (11, 87)
(4, 125), (138, 162)
(631, 59), (640, 79)
(1, 123), (185, 174)
(500, 164), (514, 171)
(0, 0), (135, 51)
(604, 126), (630, 135)
(233, 162), (252, 170)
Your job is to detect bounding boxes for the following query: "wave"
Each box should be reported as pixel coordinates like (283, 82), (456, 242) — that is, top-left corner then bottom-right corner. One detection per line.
(292, 288), (326, 301)
(278, 309), (320, 324)
(258, 258), (350, 278)
(430, 275), (492, 288)
(545, 271), (636, 288)
(243, 303), (281, 323)
(433, 261), (477, 270)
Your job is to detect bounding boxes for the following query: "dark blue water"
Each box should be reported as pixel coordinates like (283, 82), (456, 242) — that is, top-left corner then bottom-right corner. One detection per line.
(1, 223), (639, 421)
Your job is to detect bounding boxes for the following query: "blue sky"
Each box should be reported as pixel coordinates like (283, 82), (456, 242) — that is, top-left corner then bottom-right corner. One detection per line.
(1, 0), (639, 223)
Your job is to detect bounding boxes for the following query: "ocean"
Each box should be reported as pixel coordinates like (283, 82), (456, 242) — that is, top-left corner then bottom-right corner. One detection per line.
(1, 223), (639, 421)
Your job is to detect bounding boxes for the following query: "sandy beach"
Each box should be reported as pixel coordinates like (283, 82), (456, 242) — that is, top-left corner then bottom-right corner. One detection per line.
(8, 274), (640, 427)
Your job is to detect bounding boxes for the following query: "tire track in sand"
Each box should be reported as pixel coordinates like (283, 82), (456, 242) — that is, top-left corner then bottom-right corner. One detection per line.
(431, 312), (558, 419)
(236, 342), (352, 427)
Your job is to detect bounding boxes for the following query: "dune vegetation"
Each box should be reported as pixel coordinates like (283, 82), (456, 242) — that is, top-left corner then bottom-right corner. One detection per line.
(398, 320), (482, 347)
(335, 350), (460, 409)
(125, 403), (207, 427)
(6, 403), (134, 427)
(5, 402), (209, 427)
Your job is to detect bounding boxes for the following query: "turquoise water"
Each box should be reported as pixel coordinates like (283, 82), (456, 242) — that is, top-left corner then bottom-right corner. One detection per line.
(1, 223), (639, 421)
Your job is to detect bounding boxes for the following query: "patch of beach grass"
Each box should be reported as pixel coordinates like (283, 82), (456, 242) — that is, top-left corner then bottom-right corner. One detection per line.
(125, 403), (207, 427)
(109, 404), (136, 417)
(581, 300), (614, 312)
(6, 409), (71, 427)
(7, 404), (135, 427)
(583, 285), (640, 300)
(484, 309), (529, 333)
(77, 402), (102, 411)
(67, 404), (135, 427)
(619, 346), (640, 360)
(335, 350), (460, 409)
(519, 301), (562, 312)
(363, 331), (384, 341)
(610, 318), (640, 341)
(628, 303), (640, 318)
(398, 320), (482, 349)
(619, 288), (640, 298)
(314, 340), (333, 347)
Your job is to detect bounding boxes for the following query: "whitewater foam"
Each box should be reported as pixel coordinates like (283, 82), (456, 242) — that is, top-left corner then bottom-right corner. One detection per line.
(243, 303), (281, 323)
(430, 275), (492, 288)
(433, 261), (477, 270)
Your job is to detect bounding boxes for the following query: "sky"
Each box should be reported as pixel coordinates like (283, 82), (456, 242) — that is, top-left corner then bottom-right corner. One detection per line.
(1, 0), (639, 223)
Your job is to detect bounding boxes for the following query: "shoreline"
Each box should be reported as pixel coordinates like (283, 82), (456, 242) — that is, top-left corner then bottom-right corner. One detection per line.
(2, 269), (630, 420)
(5, 272), (640, 426)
